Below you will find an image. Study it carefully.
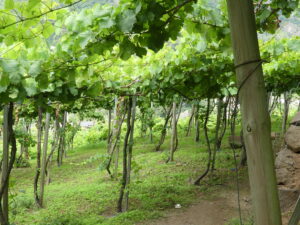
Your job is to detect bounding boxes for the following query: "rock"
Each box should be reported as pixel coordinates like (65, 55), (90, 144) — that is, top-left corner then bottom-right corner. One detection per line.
(285, 125), (300, 153)
(275, 148), (294, 185)
(276, 168), (290, 185)
(275, 149), (294, 169)
(175, 204), (181, 209)
(290, 111), (300, 126)
(275, 148), (300, 190)
(278, 188), (300, 212)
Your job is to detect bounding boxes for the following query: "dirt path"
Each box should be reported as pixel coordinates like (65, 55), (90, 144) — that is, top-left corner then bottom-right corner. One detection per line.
(142, 185), (251, 225)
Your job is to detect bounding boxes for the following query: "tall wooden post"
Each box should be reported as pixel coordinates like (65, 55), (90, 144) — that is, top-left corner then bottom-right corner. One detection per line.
(226, 1), (282, 224)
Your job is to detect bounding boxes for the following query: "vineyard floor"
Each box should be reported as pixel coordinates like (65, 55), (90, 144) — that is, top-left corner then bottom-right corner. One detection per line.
(11, 134), (250, 225)
(143, 183), (251, 225)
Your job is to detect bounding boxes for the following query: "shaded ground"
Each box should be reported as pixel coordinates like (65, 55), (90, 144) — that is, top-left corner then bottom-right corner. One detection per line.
(143, 183), (251, 225)
(12, 135), (248, 225)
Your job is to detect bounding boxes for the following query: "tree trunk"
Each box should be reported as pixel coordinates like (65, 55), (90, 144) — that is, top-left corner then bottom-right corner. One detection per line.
(149, 102), (153, 143)
(168, 102), (177, 162)
(0, 103), (17, 225)
(269, 95), (279, 115)
(57, 111), (67, 166)
(107, 109), (112, 153)
(46, 113), (60, 185)
(34, 107), (43, 207)
(62, 112), (67, 158)
(194, 102), (200, 142)
(1, 105), (9, 225)
(226, 1), (282, 224)
(186, 104), (195, 137)
(124, 96), (137, 211)
(282, 92), (290, 135)
(24, 122), (31, 160)
(113, 143), (120, 179)
(117, 99), (132, 212)
(39, 112), (50, 207)
(211, 98), (223, 171)
(174, 99), (183, 151)
(194, 99), (211, 185)
(106, 105), (126, 178)
(155, 105), (172, 151)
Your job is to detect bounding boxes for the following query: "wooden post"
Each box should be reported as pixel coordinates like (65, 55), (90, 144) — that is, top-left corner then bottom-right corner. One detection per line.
(226, 1), (282, 224)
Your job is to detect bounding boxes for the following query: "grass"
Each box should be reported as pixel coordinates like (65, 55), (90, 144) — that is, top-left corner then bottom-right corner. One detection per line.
(10, 127), (246, 225)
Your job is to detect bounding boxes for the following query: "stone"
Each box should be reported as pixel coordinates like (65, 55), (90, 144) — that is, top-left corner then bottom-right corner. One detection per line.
(275, 148), (294, 169)
(276, 168), (290, 185)
(285, 125), (300, 153)
(278, 188), (300, 212)
(275, 148), (300, 190)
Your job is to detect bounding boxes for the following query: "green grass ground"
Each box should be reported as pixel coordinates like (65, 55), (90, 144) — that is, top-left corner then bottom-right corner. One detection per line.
(10, 131), (247, 225)
(9, 107), (296, 225)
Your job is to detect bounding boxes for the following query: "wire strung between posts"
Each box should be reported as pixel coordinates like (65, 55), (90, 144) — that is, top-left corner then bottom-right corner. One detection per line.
(230, 59), (266, 225)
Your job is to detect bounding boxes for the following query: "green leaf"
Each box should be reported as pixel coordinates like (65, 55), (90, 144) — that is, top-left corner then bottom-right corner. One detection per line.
(76, 31), (95, 48)
(0, 60), (18, 73)
(94, 5), (111, 17)
(117, 9), (136, 32)
(147, 28), (168, 52)
(119, 38), (136, 60)
(36, 73), (49, 89)
(5, 0), (14, 9)
(69, 86), (78, 96)
(99, 17), (115, 29)
(0, 73), (10, 93)
(29, 61), (42, 77)
(27, 0), (41, 9)
(43, 22), (55, 38)
(9, 88), (19, 99)
(87, 81), (103, 97)
(288, 39), (300, 52)
(92, 38), (117, 55)
(167, 19), (183, 40)
(23, 78), (38, 97)
(3, 36), (15, 46)
(135, 46), (147, 57)
(9, 72), (22, 84)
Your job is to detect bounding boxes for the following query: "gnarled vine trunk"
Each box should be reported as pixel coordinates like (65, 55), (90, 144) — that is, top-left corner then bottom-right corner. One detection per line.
(34, 107), (43, 207)
(39, 112), (51, 207)
(0, 103), (17, 225)
(155, 105), (172, 151)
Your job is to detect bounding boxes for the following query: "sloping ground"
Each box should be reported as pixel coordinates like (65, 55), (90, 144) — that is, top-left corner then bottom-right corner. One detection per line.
(11, 136), (248, 225)
(142, 177), (299, 225)
(142, 184), (252, 225)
